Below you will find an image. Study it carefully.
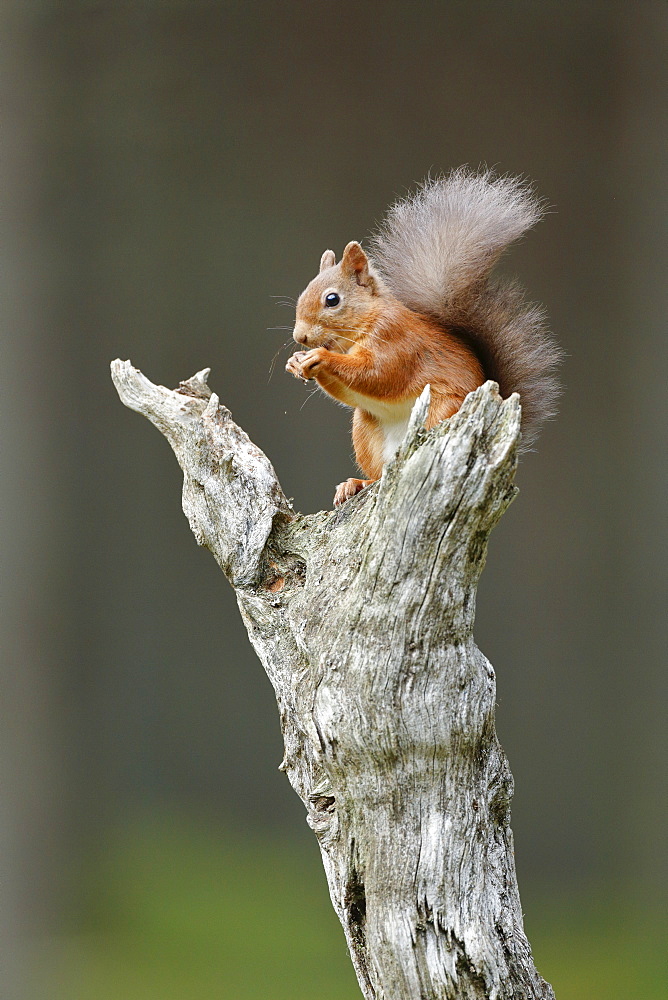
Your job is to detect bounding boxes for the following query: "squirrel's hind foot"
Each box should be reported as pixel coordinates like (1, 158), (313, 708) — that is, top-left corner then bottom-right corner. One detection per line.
(334, 478), (376, 507)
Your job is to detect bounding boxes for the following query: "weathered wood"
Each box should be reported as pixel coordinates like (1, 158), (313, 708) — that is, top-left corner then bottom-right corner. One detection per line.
(111, 359), (555, 1000)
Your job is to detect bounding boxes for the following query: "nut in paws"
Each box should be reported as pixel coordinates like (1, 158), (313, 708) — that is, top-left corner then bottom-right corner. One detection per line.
(286, 348), (326, 381)
(285, 351), (309, 380)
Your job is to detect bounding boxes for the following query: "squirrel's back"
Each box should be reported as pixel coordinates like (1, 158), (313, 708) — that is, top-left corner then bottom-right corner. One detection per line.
(369, 168), (562, 449)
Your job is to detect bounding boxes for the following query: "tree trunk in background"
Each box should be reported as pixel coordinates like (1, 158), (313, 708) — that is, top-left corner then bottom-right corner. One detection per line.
(112, 360), (554, 1000)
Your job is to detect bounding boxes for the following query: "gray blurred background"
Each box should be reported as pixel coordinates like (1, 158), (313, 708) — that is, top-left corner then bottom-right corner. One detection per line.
(1, 2), (666, 998)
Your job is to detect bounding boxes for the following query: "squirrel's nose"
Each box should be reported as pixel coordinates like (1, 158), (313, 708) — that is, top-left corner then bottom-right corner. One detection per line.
(293, 324), (309, 345)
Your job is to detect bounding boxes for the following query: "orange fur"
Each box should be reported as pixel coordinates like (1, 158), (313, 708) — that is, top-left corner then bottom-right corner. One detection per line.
(352, 409), (384, 480)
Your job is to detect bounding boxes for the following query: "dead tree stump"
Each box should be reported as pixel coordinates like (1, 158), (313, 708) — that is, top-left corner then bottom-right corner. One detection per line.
(111, 359), (555, 1000)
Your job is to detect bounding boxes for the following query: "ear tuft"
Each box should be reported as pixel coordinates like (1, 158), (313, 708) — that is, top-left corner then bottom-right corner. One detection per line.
(341, 241), (372, 287)
(320, 249), (336, 272)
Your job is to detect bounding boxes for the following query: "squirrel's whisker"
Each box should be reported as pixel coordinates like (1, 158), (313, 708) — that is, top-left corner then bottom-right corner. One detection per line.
(299, 386), (320, 411)
(268, 339), (296, 382)
(334, 329), (392, 348)
(271, 295), (297, 309)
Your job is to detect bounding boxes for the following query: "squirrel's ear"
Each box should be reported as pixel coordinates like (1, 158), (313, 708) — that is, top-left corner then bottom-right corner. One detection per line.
(319, 249), (336, 272)
(341, 241), (373, 288)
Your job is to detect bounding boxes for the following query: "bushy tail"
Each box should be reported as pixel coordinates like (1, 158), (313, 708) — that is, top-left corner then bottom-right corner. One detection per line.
(369, 168), (562, 449)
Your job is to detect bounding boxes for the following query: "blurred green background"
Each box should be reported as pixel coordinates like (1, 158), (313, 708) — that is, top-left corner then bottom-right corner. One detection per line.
(1, 2), (666, 998)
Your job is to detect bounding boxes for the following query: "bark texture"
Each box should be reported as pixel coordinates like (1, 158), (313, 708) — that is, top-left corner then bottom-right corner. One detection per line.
(111, 360), (555, 1000)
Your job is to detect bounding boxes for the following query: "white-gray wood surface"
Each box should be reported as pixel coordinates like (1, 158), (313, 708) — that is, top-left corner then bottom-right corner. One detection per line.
(112, 360), (554, 1000)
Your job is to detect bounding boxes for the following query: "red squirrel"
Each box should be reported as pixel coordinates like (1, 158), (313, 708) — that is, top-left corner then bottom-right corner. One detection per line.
(286, 168), (561, 506)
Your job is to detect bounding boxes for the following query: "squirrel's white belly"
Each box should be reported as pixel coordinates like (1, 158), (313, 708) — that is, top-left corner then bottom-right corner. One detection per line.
(346, 391), (418, 465)
(380, 416), (413, 463)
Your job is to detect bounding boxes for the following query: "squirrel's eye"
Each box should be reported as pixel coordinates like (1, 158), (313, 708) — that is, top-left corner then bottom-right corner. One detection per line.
(324, 292), (340, 308)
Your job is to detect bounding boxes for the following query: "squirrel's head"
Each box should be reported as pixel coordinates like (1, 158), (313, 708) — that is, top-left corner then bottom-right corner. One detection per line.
(293, 242), (384, 351)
